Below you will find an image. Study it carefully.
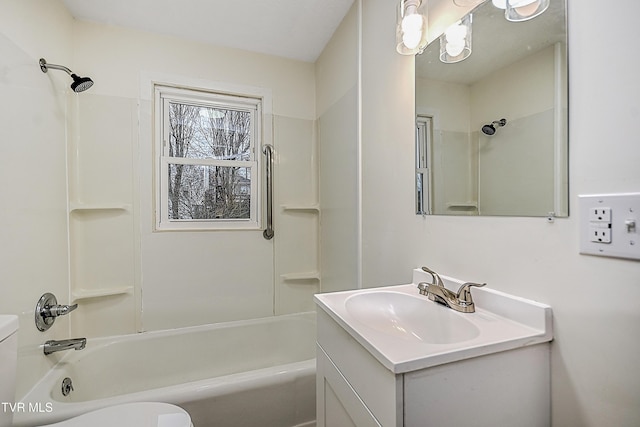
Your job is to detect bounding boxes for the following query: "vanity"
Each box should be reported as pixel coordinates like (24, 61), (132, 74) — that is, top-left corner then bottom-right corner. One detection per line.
(314, 268), (553, 427)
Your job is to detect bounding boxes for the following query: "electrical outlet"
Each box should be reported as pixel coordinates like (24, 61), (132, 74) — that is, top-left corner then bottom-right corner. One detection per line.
(579, 193), (640, 260)
(589, 225), (611, 243)
(589, 207), (611, 222)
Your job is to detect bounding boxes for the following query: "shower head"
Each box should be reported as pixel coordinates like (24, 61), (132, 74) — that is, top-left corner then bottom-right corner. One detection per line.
(481, 118), (507, 136)
(39, 58), (94, 93)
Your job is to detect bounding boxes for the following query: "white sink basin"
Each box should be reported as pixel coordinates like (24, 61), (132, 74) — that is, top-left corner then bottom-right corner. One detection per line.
(314, 268), (553, 373)
(345, 291), (480, 344)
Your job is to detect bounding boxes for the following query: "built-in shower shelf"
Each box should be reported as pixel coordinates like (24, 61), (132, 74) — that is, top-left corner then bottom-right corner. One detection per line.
(446, 202), (478, 211)
(69, 203), (131, 213)
(281, 204), (320, 212)
(281, 271), (320, 282)
(72, 286), (133, 302)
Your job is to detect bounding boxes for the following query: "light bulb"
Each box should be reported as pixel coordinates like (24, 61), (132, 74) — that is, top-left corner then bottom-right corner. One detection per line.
(452, 0), (484, 6)
(505, 0), (548, 21)
(510, 0), (536, 6)
(445, 41), (465, 57)
(511, 0), (539, 17)
(492, 0), (506, 9)
(401, 13), (424, 50)
(445, 21), (468, 41)
(439, 14), (472, 63)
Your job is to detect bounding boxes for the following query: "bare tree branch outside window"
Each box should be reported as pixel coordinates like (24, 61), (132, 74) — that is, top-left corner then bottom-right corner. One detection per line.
(168, 103), (252, 220)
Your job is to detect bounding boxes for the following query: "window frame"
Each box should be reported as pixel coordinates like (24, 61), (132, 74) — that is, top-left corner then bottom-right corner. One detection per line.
(154, 84), (263, 231)
(416, 115), (433, 215)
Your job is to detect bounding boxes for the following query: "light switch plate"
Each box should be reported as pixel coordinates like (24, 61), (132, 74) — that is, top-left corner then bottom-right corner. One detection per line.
(579, 193), (640, 260)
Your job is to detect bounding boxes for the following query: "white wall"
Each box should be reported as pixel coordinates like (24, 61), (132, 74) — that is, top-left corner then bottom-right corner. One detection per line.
(316, 2), (360, 293)
(416, 77), (476, 214)
(70, 21), (319, 331)
(359, 0), (640, 425)
(473, 45), (556, 216)
(0, 0), (74, 399)
(360, 0), (417, 288)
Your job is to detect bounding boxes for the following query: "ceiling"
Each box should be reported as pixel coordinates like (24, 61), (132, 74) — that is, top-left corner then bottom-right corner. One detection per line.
(61, 0), (355, 63)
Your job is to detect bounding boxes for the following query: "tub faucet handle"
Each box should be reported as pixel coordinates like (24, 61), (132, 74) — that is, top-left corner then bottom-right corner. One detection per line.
(35, 293), (79, 332)
(44, 303), (78, 318)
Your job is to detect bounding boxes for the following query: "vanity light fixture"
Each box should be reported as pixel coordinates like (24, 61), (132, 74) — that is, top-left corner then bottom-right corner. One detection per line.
(493, 0), (550, 22)
(396, 0), (428, 55)
(506, 0), (549, 21)
(453, 0), (485, 6)
(439, 14), (472, 63)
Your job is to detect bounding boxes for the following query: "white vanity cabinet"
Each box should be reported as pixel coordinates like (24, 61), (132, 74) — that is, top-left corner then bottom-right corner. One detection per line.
(315, 270), (553, 427)
(316, 309), (400, 427)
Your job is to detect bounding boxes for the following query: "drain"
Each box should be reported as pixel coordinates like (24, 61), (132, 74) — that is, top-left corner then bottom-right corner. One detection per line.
(61, 377), (74, 396)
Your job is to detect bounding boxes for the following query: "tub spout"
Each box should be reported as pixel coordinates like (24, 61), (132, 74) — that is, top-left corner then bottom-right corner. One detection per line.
(43, 338), (86, 355)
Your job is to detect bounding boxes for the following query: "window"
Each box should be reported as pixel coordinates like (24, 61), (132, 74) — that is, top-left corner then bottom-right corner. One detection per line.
(416, 116), (432, 215)
(154, 85), (262, 230)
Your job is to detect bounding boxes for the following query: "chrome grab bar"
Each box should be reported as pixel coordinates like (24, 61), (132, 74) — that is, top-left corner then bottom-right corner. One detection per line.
(262, 144), (274, 240)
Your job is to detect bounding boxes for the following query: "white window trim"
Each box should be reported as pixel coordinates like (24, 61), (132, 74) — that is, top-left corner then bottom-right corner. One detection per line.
(153, 83), (266, 231)
(416, 115), (433, 215)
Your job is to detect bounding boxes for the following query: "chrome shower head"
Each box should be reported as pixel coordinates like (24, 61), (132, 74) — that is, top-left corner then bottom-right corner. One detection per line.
(70, 74), (94, 93)
(481, 124), (497, 136)
(481, 118), (507, 136)
(39, 58), (94, 93)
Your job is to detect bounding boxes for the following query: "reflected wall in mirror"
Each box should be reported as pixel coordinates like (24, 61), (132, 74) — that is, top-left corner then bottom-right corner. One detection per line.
(416, 0), (567, 217)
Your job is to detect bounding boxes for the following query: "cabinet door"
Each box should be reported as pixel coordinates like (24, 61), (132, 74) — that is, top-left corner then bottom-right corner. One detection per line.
(317, 345), (381, 427)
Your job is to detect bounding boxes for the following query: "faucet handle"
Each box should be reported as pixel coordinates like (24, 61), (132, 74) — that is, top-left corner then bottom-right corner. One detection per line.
(456, 282), (486, 305)
(35, 293), (79, 332)
(46, 303), (78, 317)
(421, 266), (444, 287)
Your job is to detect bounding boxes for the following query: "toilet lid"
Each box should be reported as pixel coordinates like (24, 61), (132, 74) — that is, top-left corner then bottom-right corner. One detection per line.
(44, 402), (192, 427)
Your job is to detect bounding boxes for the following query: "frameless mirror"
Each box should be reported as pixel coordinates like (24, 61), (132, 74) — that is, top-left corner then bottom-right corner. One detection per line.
(415, 0), (567, 217)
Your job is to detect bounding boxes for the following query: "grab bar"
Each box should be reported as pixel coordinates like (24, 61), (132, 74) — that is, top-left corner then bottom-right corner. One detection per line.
(262, 144), (274, 240)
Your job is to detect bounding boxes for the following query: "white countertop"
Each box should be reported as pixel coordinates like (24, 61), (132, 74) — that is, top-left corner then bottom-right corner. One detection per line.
(314, 269), (553, 374)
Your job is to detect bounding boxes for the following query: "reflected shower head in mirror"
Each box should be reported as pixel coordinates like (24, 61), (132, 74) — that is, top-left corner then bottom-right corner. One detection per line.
(39, 58), (94, 93)
(481, 118), (507, 136)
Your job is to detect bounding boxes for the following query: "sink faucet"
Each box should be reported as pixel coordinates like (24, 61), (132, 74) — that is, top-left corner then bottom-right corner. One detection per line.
(43, 338), (86, 355)
(417, 266), (486, 313)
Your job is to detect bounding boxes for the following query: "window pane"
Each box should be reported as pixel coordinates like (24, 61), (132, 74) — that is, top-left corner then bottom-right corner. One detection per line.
(167, 164), (251, 220)
(169, 102), (252, 161)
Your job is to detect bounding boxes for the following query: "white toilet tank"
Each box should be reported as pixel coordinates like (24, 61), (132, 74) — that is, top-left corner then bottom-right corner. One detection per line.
(0, 315), (19, 427)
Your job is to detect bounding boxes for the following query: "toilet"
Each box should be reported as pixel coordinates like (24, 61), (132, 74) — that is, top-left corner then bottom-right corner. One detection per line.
(0, 315), (192, 427)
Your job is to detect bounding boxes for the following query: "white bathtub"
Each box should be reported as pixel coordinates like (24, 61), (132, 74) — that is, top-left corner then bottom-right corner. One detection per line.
(15, 312), (316, 427)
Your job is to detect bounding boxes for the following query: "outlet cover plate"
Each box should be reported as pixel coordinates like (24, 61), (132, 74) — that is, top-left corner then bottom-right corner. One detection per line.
(579, 193), (640, 260)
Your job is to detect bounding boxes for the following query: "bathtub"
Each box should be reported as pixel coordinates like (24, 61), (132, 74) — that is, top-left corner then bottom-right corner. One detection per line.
(15, 312), (316, 427)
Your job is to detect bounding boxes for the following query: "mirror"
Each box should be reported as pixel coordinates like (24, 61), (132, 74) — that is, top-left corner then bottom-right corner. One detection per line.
(415, 0), (567, 217)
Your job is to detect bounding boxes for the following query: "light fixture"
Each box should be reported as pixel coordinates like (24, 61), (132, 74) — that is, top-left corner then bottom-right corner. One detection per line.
(396, 0), (428, 55)
(439, 14), (472, 63)
(492, 0), (507, 8)
(505, 0), (549, 21)
(452, 0), (484, 6)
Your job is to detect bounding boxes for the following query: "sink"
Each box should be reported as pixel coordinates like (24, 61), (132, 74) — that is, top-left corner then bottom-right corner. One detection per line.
(345, 291), (480, 344)
(314, 268), (553, 373)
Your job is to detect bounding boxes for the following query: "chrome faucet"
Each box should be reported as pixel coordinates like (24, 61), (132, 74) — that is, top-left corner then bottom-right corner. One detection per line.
(417, 266), (486, 313)
(43, 338), (86, 355)
(35, 293), (79, 331)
